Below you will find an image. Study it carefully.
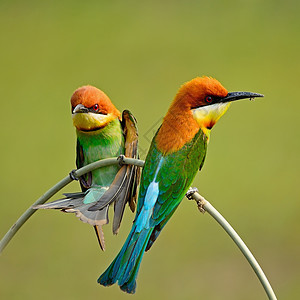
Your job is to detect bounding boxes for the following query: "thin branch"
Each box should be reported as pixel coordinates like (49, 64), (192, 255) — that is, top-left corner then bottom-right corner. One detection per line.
(0, 157), (277, 300)
(0, 157), (144, 254)
(187, 190), (277, 300)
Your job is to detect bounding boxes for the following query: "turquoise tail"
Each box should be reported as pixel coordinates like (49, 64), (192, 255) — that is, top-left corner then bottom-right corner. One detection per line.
(98, 225), (152, 294)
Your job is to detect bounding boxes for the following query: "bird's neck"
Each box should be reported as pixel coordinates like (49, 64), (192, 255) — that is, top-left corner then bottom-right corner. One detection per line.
(155, 104), (202, 154)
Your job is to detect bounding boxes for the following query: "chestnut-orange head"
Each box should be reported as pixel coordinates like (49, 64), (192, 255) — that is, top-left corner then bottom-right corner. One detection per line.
(156, 76), (263, 153)
(170, 76), (263, 127)
(173, 76), (228, 109)
(71, 85), (120, 131)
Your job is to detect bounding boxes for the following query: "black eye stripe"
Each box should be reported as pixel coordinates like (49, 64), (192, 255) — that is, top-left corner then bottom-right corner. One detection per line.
(190, 95), (223, 109)
(87, 106), (108, 115)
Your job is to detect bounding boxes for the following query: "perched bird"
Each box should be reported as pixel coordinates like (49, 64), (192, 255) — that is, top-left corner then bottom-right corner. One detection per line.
(34, 86), (140, 250)
(97, 76), (263, 293)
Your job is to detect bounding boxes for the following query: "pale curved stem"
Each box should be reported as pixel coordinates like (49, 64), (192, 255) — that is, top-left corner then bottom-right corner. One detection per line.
(188, 191), (277, 300)
(0, 157), (144, 254)
(0, 158), (277, 300)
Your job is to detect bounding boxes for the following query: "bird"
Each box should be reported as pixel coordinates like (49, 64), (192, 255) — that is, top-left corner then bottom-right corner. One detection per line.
(96, 76), (263, 293)
(34, 85), (140, 250)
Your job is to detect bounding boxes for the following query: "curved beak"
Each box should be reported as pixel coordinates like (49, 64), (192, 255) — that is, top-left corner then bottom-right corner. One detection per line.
(73, 104), (89, 114)
(220, 91), (264, 103)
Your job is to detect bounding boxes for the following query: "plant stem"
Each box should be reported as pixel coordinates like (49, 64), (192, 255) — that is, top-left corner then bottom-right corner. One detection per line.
(0, 158), (277, 300)
(189, 191), (277, 300)
(0, 157), (144, 254)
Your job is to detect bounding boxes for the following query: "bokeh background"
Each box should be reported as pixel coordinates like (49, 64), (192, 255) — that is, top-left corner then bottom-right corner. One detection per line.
(0, 1), (299, 299)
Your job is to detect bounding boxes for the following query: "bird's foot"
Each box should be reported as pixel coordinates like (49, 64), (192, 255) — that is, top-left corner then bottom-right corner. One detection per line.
(186, 187), (199, 200)
(186, 187), (206, 213)
(117, 154), (126, 166)
(196, 200), (206, 213)
(69, 169), (79, 181)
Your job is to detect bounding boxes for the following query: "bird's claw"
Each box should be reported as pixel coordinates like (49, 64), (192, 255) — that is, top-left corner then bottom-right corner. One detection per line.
(197, 201), (206, 213)
(69, 169), (79, 181)
(186, 187), (206, 213)
(117, 154), (126, 166)
(186, 187), (199, 200)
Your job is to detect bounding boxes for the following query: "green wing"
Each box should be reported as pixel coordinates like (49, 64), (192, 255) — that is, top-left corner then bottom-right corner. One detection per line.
(153, 130), (207, 224)
(76, 139), (92, 191)
(88, 110), (141, 234)
(112, 110), (140, 233)
(136, 128), (207, 249)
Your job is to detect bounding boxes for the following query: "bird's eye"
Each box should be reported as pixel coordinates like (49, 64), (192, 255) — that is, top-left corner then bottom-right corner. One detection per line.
(92, 104), (99, 112)
(205, 96), (213, 104)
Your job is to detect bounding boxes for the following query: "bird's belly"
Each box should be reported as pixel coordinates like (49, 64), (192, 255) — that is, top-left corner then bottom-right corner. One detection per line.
(84, 143), (124, 188)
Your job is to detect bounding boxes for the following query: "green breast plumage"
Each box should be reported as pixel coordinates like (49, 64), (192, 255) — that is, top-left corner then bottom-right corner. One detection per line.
(76, 118), (125, 191)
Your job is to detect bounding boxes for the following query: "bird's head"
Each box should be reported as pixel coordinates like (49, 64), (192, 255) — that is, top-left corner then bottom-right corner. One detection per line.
(172, 76), (263, 135)
(156, 77), (263, 154)
(70, 85), (120, 132)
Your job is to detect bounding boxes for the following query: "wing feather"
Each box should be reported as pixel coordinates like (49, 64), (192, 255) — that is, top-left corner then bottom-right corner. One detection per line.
(88, 110), (141, 234)
(135, 129), (207, 250)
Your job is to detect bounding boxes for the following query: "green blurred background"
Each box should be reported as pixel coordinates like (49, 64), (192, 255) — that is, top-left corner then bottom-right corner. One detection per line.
(0, 1), (299, 299)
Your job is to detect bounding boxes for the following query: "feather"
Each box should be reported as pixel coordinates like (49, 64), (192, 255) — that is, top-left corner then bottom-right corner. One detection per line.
(34, 191), (110, 226)
(98, 128), (207, 289)
(94, 225), (105, 251)
(88, 109), (140, 234)
(34, 104), (140, 250)
(99, 226), (152, 294)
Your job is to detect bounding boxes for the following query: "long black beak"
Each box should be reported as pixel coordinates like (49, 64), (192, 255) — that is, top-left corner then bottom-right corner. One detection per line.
(220, 91), (264, 103)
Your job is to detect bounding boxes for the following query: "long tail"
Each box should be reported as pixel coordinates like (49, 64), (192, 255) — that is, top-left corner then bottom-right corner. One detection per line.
(98, 225), (152, 294)
(33, 191), (108, 250)
(33, 191), (109, 226)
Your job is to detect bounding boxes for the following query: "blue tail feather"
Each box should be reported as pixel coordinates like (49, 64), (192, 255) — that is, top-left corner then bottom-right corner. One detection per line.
(98, 226), (152, 293)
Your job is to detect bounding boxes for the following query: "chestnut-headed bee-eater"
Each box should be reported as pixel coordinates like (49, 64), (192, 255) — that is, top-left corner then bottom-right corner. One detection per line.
(35, 86), (140, 250)
(97, 76), (263, 293)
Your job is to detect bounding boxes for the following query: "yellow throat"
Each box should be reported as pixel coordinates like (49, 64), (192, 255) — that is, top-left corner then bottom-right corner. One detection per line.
(72, 112), (116, 131)
(192, 102), (231, 139)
